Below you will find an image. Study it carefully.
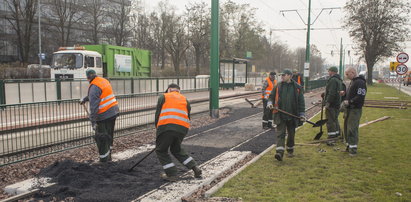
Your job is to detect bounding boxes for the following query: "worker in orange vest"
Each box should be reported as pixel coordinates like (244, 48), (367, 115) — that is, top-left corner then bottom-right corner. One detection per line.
(292, 69), (304, 88)
(155, 83), (202, 181)
(262, 72), (277, 129)
(80, 69), (119, 162)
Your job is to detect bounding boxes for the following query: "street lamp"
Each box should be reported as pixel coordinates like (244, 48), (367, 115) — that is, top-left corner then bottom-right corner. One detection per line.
(38, 0), (42, 67)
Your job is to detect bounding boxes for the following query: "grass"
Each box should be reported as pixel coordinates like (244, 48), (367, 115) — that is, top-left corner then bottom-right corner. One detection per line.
(214, 83), (411, 201)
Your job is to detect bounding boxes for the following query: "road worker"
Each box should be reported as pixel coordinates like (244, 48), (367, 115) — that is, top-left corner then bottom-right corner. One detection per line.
(292, 69), (304, 88)
(80, 69), (119, 162)
(323, 66), (343, 145)
(343, 67), (367, 156)
(261, 72), (277, 129)
(267, 69), (305, 161)
(155, 83), (202, 181)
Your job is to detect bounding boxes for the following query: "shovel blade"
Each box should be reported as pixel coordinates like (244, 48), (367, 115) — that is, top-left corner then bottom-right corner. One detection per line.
(313, 131), (323, 140)
(312, 119), (328, 127)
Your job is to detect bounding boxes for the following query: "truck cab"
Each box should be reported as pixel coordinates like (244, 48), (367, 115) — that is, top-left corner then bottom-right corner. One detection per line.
(50, 46), (103, 79)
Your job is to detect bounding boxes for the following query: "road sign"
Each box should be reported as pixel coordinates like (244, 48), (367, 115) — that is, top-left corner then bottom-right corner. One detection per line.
(396, 52), (409, 63)
(390, 62), (400, 71)
(395, 63), (408, 75)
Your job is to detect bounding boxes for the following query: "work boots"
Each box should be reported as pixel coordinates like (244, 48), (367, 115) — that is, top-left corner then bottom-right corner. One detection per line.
(262, 122), (269, 130)
(192, 166), (202, 178)
(160, 173), (179, 182)
(275, 153), (283, 161)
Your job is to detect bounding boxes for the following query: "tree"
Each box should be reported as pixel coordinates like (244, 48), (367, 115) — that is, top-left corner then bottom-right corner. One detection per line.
(82, 0), (105, 44)
(185, 2), (210, 75)
(344, 0), (410, 84)
(48, 0), (82, 46)
(5, 0), (37, 63)
(105, 0), (132, 46)
(164, 14), (189, 75)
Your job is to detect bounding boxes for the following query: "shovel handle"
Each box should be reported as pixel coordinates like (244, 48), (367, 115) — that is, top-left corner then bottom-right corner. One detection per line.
(82, 104), (90, 115)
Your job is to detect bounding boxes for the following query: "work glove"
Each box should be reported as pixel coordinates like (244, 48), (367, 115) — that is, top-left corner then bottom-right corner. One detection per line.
(339, 91), (345, 96)
(79, 96), (89, 105)
(299, 112), (306, 121)
(298, 113), (305, 126)
(343, 100), (349, 107)
(266, 101), (273, 109)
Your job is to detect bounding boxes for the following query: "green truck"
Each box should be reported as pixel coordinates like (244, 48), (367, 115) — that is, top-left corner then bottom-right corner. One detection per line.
(50, 44), (151, 79)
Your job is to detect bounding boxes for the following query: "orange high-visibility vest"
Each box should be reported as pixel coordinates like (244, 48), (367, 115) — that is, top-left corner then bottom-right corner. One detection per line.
(89, 77), (118, 114)
(262, 77), (277, 99)
(297, 75), (301, 85)
(272, 85), (280, 114)
(157, 92), (190, 129)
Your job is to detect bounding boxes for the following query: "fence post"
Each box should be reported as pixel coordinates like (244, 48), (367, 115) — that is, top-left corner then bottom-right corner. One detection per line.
(131, 78), (134, 94)
(56, 78), (62, 101)
(156, 78), (159, 95)
(194, 77), (197, 92)
(0, 80), (5, 106)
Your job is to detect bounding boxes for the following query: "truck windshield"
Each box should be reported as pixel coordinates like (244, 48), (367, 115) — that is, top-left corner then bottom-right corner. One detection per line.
(52, 53), (83, 69)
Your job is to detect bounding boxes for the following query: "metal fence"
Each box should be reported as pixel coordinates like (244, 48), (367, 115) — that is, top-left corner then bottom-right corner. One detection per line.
(0, 77), (326, 166)
(0, 76), (268, 105)
(0, 91), (189, 166)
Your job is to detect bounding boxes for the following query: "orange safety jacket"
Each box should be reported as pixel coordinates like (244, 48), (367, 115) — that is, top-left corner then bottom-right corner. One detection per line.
(89, 77), (118, 114)
(262, 77), (277, 99)
(157, 92), (190, 129)
(297, 75), (301, 85)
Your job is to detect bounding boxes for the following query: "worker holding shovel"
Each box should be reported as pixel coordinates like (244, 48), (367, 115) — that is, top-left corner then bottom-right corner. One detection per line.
(267, 69), (305, 161)
(322, 66), (344, 145)
(154, 83), (202, 181)
(80, 69), (119, 162)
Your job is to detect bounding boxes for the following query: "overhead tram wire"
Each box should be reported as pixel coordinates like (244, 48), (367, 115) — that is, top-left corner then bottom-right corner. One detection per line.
(256, 0), (308, 44)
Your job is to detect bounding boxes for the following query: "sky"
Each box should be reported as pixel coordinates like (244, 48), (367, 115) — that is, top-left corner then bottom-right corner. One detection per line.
(140, 0), (411, 70)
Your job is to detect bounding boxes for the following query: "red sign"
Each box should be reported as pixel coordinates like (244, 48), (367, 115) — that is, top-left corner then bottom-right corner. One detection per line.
(396, 52), (409, 63)
(395, 63), (408, 75)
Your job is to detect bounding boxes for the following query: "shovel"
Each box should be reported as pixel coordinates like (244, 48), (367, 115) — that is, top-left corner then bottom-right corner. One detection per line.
(128, 148), (156, 172)
(313, 98), (325, 140)
(274, 108), (327, 127)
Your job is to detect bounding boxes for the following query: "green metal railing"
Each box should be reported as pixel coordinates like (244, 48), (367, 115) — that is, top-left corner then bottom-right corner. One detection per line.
(0, 90), (200, 167)
(0, 77), (327, 166)
(306, 79), (327, 91)
(0, 77), (211, 105)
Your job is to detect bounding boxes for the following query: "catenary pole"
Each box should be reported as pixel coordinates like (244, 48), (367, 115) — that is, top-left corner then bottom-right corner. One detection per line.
(304, 0), (311, 91)
(210, 0), (220, 118)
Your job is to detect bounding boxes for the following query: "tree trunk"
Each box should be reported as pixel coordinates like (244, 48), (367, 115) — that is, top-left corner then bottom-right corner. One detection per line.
(365, 60), (375, 85)
(195, 46), (201, 75)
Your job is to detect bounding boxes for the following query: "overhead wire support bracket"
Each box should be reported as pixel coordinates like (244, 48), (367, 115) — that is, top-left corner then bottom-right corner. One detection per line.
(279, 7), (341, 26)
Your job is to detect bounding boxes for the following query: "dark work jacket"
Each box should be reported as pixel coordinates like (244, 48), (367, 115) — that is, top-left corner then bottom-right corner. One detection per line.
(346, 76), (367, 109)
(268, 80), (305, 123)
(155, 93), (191, 136)
(325, 74), (343, 108)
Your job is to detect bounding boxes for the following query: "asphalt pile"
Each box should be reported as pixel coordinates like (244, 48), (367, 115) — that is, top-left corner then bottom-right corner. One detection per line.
(34, 144), (225, 201)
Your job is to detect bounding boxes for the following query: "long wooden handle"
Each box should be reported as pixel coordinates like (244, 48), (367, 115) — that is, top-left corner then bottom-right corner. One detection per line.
(82, 104), (89, 115)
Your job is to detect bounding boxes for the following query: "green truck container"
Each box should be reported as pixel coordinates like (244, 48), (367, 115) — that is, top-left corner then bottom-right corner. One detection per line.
(50, 44), (151, 79)
(83, 44), (151, 78)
